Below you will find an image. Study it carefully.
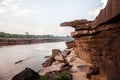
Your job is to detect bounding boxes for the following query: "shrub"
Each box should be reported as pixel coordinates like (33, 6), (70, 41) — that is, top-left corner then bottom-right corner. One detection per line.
(56, 71), (72, 80)
(39, 75), (46, 80)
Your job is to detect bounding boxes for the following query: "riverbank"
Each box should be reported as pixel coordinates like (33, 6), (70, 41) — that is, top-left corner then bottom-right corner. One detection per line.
(0, 38), (65, 46)
(39, 48), (93, 80)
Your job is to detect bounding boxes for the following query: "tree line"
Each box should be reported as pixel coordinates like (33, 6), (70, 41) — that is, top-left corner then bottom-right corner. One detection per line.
(0, 32), (69, 39)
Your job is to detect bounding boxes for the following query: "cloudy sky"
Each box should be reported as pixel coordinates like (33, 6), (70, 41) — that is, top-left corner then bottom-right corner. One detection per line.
(0, 0), (108, 36)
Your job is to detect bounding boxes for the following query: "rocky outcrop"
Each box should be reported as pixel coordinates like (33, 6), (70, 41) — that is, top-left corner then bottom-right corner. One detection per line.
(39, 48), (92, 80)
(60, 19), (92, 28)
(42, 49), (66, 67)
(60, 0), (120, 80)
(12, 68), (40, 80)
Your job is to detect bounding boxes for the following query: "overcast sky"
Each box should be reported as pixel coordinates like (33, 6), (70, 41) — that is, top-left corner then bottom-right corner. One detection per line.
(0, 0), (108, 36)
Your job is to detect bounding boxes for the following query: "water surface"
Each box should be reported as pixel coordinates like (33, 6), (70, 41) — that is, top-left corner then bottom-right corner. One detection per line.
(0, 42), (66, 80)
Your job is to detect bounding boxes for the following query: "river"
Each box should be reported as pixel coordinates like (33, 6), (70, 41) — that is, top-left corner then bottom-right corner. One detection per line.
(0, 42), (66, 80)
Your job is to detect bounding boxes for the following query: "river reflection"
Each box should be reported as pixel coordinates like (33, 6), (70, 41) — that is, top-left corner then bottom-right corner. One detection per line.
(0, 42), (66, 80)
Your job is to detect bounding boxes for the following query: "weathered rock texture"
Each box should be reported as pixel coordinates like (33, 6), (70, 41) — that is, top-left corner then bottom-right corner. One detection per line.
(66, 41), (75, 49)
(60, 0), (120, 80)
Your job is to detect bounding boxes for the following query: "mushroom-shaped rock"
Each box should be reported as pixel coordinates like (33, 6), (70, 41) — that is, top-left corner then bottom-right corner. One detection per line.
(60, 19), (92, 28)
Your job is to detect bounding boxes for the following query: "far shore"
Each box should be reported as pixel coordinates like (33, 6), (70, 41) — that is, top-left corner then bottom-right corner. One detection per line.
(0, 38), (66, 46)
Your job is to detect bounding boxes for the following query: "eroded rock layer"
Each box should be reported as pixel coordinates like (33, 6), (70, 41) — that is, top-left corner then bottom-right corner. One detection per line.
(60, 0), (120, 80)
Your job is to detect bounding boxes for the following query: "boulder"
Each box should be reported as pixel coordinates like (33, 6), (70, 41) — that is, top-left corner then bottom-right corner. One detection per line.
(52, 49), (65, 63)
(42, 56), (55, 67)
(12, 68), (40, 80)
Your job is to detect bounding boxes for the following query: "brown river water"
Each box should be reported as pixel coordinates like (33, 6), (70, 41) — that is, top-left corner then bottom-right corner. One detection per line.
(0, 42), (66, 80)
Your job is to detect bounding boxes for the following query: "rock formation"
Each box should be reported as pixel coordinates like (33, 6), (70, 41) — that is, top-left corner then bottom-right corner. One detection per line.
(12, 68), (40, 80)
(52, 49), (66, 63)
(39, 48), (92, 80)
(60, 0), (120, 80)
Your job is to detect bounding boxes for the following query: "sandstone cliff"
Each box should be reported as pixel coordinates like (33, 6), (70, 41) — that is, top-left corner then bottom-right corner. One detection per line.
(60, 0), (120, 80)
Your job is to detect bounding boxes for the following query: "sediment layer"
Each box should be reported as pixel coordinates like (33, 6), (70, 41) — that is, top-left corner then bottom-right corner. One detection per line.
(0, 38), (64, 46)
